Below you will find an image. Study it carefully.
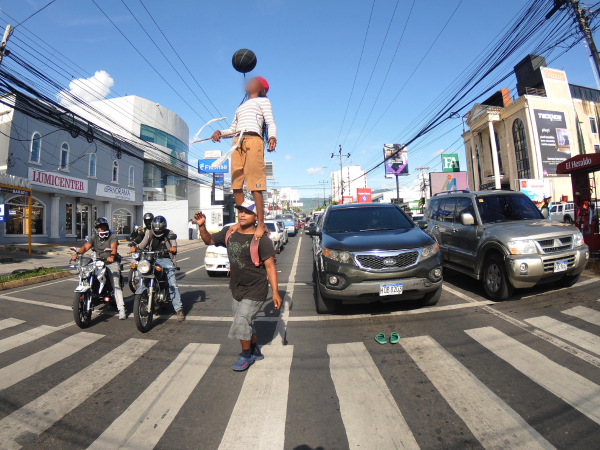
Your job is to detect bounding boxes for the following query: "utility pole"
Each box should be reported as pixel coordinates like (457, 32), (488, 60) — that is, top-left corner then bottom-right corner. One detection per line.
(331, 145), (350, 203)
(415, 166), (430, 204)
(319, 180), (328, 207)
(0, 24), (13, 69)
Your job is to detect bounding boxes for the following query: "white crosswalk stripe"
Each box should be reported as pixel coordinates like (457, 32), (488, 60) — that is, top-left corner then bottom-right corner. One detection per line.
(525, 316), (600, 356)
(0, 318), (25, 331)
(562, 305), (600, 326)
(0, 325), (58, 355)
(466, 326), (600, 426)
(0, 338), (156, 450)
(328, 342), (419, 450)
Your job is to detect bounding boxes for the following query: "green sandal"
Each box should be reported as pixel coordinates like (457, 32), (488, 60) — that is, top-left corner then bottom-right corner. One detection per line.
(389, 332), (400, 344)
(375, 333), (387, 344)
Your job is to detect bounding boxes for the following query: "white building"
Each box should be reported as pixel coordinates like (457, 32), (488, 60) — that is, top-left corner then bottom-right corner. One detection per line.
(331, 165), (367, 203)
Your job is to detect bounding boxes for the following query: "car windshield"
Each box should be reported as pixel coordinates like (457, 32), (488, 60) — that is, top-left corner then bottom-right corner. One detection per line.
(282, 215), (294, 221)
(325, 206), (412, 232)
(265, 223), (277, 232)
(476, 194), (543, 223)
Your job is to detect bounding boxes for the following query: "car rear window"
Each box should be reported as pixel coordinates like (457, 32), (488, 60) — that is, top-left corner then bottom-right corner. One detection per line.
(476, 194), (543, 223)
(265, 223), (277, 232)
(325, 206), (412, 232)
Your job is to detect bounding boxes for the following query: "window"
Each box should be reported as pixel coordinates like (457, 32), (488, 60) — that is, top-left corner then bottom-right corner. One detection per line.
(324, 206), (413, 233)
(5, 196), (44, 235)
(140, 124), (188, 158)
(513, 119), (531, 179)
(59, 142), (69, 170)
(440, 198), (457, 222)
(475, 144), (482, 185)
(30, 132), (41, 163)
(112, 160), (119, 183)
(595, 144), (600, 154)
(476, 194), (542, 224)
(112, 208), (132, 235)
(550, 205), (558, 213)
(89, 154), (97, 178)
(455, 197), (475, 221)
(495, 132), (503, 172)
(428, 199), (440, 220)
(590, 117), (598, 134)
(128, 166), (134, 187)
(65, 202), (74, 235)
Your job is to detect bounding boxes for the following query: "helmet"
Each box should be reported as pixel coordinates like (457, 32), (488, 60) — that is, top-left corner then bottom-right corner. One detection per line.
(143, 212), (154, 228)
(94, 217), (110, 239)
(151, 216), (167, 237)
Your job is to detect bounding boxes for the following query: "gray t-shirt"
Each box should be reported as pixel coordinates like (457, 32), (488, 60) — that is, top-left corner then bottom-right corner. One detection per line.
(88, 233), (118, 261)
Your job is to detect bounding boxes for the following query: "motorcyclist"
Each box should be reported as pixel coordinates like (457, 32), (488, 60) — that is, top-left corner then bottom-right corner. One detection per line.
(72, 217), (127, 320)
(130, 216), (185, 321)
(129, 212), (154, 245)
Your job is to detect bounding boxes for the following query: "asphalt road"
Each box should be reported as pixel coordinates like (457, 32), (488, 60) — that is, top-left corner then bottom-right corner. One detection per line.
(0, 232), (599, 449)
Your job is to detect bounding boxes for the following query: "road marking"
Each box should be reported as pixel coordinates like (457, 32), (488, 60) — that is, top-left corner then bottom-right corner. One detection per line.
(2, 276), (76, 294)
(88, 343), (219, 450)
(0, 325), (59, 355)
(0, 318), (25, 331)
(520, 277), (600, 299)
(402, 335), (554, 450)
(218, 345), (294, 450)
(0, 332), (104, 391)
(443, 285), (600, 369)
(328, 342), (419, 450)
(176, 265), (205, 278)
(466, 326), (600, 426)
(562, 306), (600, 326)
(0, 338), (156, 450)
(0, 295), (72, 311)
(177, 257), (190, 262)
(525, 316), (600, 356)
(176, 282), (314, 288)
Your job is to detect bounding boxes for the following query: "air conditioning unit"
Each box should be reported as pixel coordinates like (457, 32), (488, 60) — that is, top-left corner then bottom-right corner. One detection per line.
(265, 161), (274, 180)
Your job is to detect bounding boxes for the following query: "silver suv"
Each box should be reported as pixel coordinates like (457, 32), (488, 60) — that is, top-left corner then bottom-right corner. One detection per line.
(423, 190), (589, 300)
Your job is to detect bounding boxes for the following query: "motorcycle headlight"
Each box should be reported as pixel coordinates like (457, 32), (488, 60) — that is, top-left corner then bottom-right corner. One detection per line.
(421, 242), (440, 260)
(205, 252), (218, 258)
(95, 260), (104, 268)
(138, 260), (151, 274)
(131, 252), (140, 260)
(573, 232), (584, 247)
(81, 268), (93, 278)
(507, 239), (538, 255)
(323, 248), (352, 263)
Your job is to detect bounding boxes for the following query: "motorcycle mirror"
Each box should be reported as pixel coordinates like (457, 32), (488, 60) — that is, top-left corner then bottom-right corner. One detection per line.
(69, 247), (78, 252)
(104, 248), (112, 251)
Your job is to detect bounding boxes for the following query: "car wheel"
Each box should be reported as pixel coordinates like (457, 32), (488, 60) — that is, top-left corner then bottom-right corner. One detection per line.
(482, 254), (514, 301)
(315, 281), (337, 314)
(555, 273), (580, 288)
(564, 215), (573, 224)
(421, 287), (442, 306)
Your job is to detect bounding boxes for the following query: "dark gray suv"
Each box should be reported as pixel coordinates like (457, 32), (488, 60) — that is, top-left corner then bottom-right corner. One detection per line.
(425, 190), (589, 300)
(306, 203), (443, 313)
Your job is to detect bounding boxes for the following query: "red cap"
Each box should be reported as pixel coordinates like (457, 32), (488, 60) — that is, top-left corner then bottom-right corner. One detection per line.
(255, 76), (269, 94)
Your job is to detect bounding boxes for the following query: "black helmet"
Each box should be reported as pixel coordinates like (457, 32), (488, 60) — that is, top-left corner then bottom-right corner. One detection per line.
(95, 217), (110, 239)
(94, 217), (109, 229)
(143, 212), (154, 228)
(151, 216), (167, 237)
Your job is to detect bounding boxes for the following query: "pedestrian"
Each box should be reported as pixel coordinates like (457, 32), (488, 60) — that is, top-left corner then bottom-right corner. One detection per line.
(211, 76), (277, 241)
(195, 200), (282, 371)
(188, 219), (196, 240)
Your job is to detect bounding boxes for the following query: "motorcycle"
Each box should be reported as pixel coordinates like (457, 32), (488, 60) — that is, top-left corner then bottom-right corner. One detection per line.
(70, 247), (123, 328)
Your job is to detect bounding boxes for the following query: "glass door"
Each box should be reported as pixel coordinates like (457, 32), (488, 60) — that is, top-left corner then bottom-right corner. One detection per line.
(76, 204), (89, 240)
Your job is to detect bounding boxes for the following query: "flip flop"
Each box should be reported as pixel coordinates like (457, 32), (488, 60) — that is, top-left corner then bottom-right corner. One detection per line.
(389, 332), (400, 344)
(375, 333), (387, 345)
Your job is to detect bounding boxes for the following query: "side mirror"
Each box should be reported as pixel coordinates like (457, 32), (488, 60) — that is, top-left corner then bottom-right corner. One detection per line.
(417, 220), (428, 230)
(460, 212), (475, 226)
(541, 207), (549, 219)
(305, 226), (319, 236)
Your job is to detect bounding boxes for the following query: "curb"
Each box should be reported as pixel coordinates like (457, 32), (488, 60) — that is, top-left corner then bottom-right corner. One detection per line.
(0, 271), (73, 291)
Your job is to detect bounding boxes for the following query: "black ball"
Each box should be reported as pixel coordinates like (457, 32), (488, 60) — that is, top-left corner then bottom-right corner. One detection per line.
(232, 49), (257, 74)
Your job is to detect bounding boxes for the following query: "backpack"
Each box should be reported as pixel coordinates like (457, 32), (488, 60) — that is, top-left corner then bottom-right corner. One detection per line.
(225, 229), (262, 267)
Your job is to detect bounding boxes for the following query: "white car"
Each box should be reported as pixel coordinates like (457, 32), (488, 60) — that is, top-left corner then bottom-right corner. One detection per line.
(549, 202), (575, 223)
(204, 222), (236, 277)
(265, 220), (283, 253)
(276, 220), (288, 245)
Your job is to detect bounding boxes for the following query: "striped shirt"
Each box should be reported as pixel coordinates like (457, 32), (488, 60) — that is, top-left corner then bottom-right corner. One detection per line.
(220, 97), (277, 140)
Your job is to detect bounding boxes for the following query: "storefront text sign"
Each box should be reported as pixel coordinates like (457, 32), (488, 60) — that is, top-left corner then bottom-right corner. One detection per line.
(96, 183), (135, 202)
(28, 168), (88, 193)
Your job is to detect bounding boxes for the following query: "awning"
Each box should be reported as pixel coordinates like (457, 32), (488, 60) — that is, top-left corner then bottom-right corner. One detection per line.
(556, 152), (600, 174)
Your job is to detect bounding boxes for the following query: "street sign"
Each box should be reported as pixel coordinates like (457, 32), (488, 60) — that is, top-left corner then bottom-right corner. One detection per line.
(357, 188), (372, 203)
(442, 153), (460, 172)
(0, 203), (5, 223)
(199, 159), (229, 173)
(205, 150), (221, 159)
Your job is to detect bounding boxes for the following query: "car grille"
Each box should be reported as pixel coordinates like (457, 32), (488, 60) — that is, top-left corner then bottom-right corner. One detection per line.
(355, 251), (419, 271)
(543, 254), (576, 272)
(537, 236), (573, 254)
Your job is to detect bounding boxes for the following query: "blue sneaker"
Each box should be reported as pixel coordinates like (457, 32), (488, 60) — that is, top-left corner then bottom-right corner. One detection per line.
(253, 346), (264, 361)
(231, 355), (255, 372)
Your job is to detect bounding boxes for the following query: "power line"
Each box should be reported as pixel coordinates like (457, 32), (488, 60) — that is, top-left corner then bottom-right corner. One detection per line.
(14, 0), (57, 29)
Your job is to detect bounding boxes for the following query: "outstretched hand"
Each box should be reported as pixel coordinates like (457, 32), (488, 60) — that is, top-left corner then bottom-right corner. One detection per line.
(194, 211), (206, 227)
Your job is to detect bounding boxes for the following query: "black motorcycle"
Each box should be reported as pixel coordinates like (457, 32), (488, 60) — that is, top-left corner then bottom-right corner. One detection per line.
(70, 247), (123, 328)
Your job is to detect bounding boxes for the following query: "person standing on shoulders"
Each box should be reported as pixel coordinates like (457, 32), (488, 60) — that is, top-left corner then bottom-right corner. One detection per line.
(195, 200), (282, 371)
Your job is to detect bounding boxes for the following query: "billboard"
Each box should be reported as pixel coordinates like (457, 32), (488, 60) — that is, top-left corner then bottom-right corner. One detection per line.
(429, 172), (468, 196)
(199, 159), (229, 173)
(342, 196), (353, 204)
(383, 144), (408, 178)
(357, 188), (372, 203)
(518, 179), (550, 205)
(441, 153), (460, 172)
(214, 173), (224, 186)
(533, 109), (571, 177)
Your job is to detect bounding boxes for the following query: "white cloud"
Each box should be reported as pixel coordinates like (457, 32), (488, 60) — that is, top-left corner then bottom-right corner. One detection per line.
(58, 70), (114, 105)
(361, 150), (366, 154)
(431, 149), (446, 157)
(285, 155), (293, 161)
(306, 167), (324, 175)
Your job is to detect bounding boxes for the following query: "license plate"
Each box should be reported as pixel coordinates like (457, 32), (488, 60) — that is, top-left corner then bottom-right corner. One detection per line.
(554, 261), (568, 273)
(380, 283), (403, 296)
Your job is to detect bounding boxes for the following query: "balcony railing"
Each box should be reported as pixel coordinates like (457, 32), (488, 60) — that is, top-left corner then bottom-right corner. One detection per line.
(525, 87), (547, 97)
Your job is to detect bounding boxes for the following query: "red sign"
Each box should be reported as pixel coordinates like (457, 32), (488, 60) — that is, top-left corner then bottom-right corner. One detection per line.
(28, 168), (88, 193)
(557, 153), (600, 174)
(356, 188), (372, 203)
(342, 196), (353, 204)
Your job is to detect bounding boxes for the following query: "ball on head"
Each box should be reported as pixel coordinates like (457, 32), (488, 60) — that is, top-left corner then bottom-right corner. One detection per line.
(232, 49), (257, 74)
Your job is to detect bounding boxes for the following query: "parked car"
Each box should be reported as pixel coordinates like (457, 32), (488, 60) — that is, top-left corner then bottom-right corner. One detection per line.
(204, 222), (236, 276)
(424, 191), (589, 300)
(276, 214), (297, 236)
(306, 203), (442, 313)
(276, 220), (289, 245)
(265, 220), (283, 253)
(549, 202), (575, 223)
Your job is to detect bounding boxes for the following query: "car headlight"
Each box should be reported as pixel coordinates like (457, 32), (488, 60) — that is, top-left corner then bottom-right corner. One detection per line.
(138, 260), (151, 274)
(421, 242), (440, 260)
(323, 248), (352, 263)
(507, 239), (538, 255)
(205, 252), (218, 258)
(573, 232), (584, 247)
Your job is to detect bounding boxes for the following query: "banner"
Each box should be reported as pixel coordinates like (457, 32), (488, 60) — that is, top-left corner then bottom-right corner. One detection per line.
(357, 188), (372, 203)
(28, 167), (88, 193)
(199, 158), (229, 174)
(429, 172), (468, 196)
(518, 179), (550, 206)
(383, 144), (408, 178)
(533, 109), (571, 177)
(96, 183), (135, 202)
(441, 153), (460, 172)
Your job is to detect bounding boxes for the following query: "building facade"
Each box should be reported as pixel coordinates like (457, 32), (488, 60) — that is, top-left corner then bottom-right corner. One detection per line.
(331, 165), (367, 203)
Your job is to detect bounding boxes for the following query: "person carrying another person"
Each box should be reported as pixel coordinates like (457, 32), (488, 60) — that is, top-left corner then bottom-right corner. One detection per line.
(72, 217), (127, 319)
(211, 76), (277, 241)
(130, 216), (185, 322)
(195, 200), (282, 371)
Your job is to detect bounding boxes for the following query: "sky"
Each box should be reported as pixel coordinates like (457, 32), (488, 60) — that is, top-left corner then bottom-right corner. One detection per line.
(2, 0), (599, 199)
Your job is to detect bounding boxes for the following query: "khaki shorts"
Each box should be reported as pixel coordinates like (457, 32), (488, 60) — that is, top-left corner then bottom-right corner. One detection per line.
(231, 136), (266, 191)
(229, 298), (265, 341)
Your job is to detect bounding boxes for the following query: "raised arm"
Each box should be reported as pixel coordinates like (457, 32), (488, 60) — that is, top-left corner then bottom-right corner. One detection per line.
(194, 211), (215, 245)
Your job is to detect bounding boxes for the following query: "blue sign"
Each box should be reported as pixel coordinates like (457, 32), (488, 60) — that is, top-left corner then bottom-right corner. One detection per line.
(214, 173), (224, 186)
(198, 159), (229, 174)
(0, 203), (5, 223)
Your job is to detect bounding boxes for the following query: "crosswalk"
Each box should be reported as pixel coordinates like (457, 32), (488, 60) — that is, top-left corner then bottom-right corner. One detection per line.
(0, 305), (598, 449)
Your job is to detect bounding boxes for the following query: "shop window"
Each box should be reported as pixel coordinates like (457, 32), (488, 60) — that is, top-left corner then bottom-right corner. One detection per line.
(488, 132), (504, 174)
(65, 202), (74, 235)
(59, 142), (69, 170)
(89, 154), (97, 178)
(30, 132), (41, 163)
(112, 160), (119, 183)
(112, 208), (132, 235)
(128, 166), (134, 187)
(590, 117), (598, 134)
(5, 196), (44, 235)
(512, 119), (531, 179)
